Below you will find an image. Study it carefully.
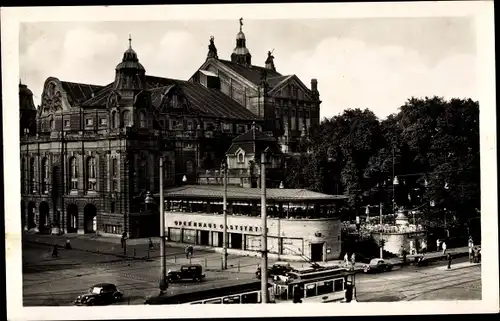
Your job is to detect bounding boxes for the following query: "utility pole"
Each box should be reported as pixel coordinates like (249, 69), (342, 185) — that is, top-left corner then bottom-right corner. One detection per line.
(159, 157), (168, 294)
(379, 202), (384, 259)
(222, 161), (228, 270)
(260, 149), (269, 304)
(392, 148), (395, 215)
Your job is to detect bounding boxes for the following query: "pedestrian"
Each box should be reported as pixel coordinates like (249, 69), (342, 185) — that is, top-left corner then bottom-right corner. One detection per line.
(421, 239), (427, 254)
(472, 247), (478, 263)
(185, 245), (193, 259)
(436, 239), (441, 252)
(441, 241), (447, 255)
(344, 252), (349, 267)
(121, 232), (127, 249)
(468, 236), (474, 249)
(402, 247), (407, 265)
(447, 253), (452, 269)
(51, 244), (58, 258)
(350, 253), (356, 270)
(65, 239), (72, 250)
(469, 246), (473, 263)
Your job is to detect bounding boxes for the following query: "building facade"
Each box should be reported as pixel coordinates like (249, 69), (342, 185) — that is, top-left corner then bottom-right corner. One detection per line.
(20, 19), (323, 239)
(20, 38), (261, 238)
(190, 19), (322, 153)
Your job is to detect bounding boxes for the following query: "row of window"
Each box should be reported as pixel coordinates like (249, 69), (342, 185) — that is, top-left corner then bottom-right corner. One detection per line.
(20, 155), (189, 194)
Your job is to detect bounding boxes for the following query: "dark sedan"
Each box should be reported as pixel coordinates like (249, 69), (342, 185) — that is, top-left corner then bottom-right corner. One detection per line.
(74, 283), (124, 306)
(363, 258), (394, 273)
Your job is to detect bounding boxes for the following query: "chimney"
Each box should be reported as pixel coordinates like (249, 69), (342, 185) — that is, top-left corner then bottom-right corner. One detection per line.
(311, 79), (318, 92)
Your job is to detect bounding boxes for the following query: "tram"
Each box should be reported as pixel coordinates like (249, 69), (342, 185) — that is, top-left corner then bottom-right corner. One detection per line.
(144, 278), (274, 305)
(271, 267), (357, 303)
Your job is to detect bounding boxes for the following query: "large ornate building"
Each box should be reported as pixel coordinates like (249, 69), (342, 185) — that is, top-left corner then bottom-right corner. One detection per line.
(20, 19), (322, 238)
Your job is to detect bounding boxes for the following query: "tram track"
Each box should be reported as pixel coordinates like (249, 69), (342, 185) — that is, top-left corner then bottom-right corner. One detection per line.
(357, 265), (481, 302)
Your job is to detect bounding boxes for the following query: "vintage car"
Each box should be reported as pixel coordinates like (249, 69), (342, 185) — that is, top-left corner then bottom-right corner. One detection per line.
(167, 264), (206, 283)
(255, 262), (296, 279)
(74, 283), (124, 306)
(363, 258), (394, 273)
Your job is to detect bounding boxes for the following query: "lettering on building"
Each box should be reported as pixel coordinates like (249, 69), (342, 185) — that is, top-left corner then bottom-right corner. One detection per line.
(172, 220), (263, 233)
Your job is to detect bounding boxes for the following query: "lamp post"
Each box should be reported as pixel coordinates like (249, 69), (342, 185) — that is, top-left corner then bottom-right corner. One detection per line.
(221, 161), (228, 270)
(157, 157), (168, 294)
(260, 147), (270, 304)
(379, 202), (384, 259)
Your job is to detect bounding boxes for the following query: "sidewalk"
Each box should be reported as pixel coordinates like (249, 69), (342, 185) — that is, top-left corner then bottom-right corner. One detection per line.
(404, 246), (472, 264)
(23, 232), (366, 274)
(435, 261), (481, 271)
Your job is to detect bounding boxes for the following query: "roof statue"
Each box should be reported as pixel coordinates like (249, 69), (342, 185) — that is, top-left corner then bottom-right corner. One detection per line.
(265, 49), (276, 71)
(207, 35), (218, 59)
(128, 33), (132, 49)
(239, 17), (243, 31)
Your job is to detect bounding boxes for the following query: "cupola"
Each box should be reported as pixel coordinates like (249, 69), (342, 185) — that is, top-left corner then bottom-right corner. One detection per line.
(230, 18), (252, 66)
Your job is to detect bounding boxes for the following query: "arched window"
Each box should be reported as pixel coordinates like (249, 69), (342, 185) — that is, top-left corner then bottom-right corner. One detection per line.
(238, 153), (244, 163)
(50, 119), (54, 130)
(41, 158), (49, 194)
(69, 157), (78, 191)
(186, 160), (194, 174)
(139, 111), (146, 128)
(21, 158), (26, 193)
(111, 111), (116, 128)
(29, 157), (36, 193)
(86, 157), (96, 191)
(122, 110), (131, 127)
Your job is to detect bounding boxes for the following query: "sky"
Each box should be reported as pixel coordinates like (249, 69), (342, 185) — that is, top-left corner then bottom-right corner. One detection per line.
(19, 17), (477, 120)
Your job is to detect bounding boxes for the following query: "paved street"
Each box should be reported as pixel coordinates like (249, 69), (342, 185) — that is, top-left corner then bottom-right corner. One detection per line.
(356, 256), (481, 302)
(22, 233), (480, 306)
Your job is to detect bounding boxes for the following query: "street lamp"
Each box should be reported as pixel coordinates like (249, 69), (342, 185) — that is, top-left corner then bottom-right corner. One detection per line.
(260, 147), (271, 304)
(158, 158), (168, 294)
(144, 191), (155, 213)
(221, 160), (228, 270)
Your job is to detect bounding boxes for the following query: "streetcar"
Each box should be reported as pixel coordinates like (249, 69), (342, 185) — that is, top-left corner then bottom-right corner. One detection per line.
(144, 278), (274, 305)
(271, 267), (357, 303)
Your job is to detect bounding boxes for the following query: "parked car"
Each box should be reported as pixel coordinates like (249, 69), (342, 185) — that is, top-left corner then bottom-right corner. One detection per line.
(363, 258), (393, 273)
(256, 262), (296, 279)
(74, 283), (123, 306)
(167, 264), (206, 283)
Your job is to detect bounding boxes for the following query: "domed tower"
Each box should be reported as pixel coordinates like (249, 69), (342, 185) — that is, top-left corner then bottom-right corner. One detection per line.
(19, 81), (37, 136)
(109, 35), (151, 129)
(114, 35), (146, 94)
(230, 18), (252, 66)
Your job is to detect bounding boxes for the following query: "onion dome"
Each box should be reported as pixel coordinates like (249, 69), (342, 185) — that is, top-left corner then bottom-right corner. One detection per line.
(115, 35), (145, 71)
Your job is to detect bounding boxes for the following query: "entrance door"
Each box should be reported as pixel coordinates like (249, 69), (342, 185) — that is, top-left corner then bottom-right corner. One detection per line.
(199, 230), (210, 246)
(230, 233), (243, 249)
(310, 243), (324, 262)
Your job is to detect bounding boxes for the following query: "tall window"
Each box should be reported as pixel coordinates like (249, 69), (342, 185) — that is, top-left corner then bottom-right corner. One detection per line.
(21, 158), (26, 193)
(164, 160), (172, 182)
(139, 111), (146, 128)
(122, 110), (131, 127)
(139, 158), (148, 190)
(86, 157), (96, 191)
(29, 157), (36, 193)
(112, 158), (118, 192)
(291, 109), (296, 130)
(69, 157), (78, 191)
(111, 111), (116, 128)
(186, 160), (194, 174)
(41, 158), (49, 194)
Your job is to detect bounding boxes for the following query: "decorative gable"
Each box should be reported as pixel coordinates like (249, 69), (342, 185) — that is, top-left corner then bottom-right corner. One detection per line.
(39, 77), (72, 116)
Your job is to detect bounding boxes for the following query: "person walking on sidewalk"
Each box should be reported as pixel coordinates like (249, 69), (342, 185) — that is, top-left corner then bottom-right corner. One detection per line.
(185, 245), (193, 259)
(344, 252), (349, 267)
(65, 239), (72, 250)
(436, 239), (441, 252)
(350, 253), (356, 270)
(468, 237), (474, 263)
(447, 253), (452, 269)
(51, 244), (59, 258)
(402, 247), (407, 265)
(441, 241), (447, 255)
